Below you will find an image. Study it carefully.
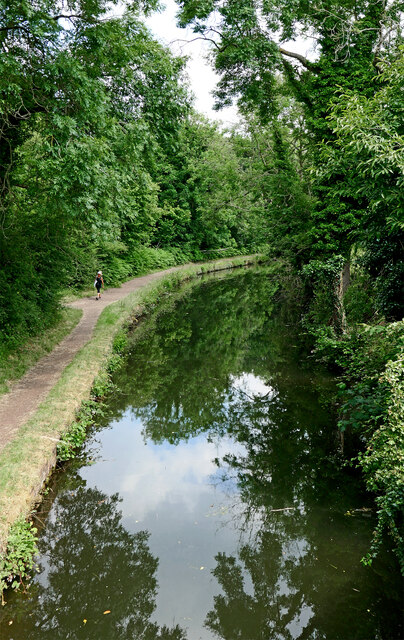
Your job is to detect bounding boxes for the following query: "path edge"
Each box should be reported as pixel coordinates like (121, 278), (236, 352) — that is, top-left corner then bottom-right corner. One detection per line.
(0, 256), (264, 575)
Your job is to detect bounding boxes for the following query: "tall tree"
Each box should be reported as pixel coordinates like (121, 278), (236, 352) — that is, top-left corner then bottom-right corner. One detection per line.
(0, 0), (190, 345)
(174, 0), (403, 258)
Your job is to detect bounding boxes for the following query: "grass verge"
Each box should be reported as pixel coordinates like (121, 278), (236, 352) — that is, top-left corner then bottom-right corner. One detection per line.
(0, 308), (82, 397)
(0, 255), (263, 592)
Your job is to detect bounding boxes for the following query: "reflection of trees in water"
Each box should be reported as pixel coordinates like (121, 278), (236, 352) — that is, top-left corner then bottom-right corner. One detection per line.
(107, 270), (279, 443)
(88, 269), (402, 640)
(4, 477), (186, 640)
(205, 536), (293, 640)
(205, 528), (402, 640)
(207, 387), (403, 640)
(219, 380), (341, 514)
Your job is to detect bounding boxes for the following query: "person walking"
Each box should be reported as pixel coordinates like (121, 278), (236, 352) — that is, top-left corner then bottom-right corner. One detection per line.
(94, 270), (104, 300)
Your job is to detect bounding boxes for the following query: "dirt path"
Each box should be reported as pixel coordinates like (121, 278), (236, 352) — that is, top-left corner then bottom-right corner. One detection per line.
(0, 266), (185, 455)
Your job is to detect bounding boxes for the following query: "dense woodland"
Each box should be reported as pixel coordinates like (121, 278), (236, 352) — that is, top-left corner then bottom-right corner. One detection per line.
(0, 1), (403, 568)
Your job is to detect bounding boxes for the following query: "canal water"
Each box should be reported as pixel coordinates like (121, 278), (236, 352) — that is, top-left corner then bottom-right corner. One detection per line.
(1, 269), (402, 639)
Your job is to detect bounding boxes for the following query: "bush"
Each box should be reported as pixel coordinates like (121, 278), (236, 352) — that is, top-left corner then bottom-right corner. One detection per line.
(344, 270), (375, 324)
(0, 519), (38, 595)
(127, 246), (179, 275)
(359, 353), (404, 571)
(313, 319), (404, 568)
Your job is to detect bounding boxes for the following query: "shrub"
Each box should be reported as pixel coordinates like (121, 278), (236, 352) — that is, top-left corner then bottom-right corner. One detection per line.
(0, 519), (38, 595)
(313, 320), (404, 568)
(358, 353), (404, 571)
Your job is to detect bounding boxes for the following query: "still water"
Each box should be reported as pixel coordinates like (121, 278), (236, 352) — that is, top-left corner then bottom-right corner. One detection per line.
(1, 269), (402, 639)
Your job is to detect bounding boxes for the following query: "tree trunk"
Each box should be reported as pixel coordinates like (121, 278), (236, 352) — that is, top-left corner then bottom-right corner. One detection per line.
(333, 260), (350, 334)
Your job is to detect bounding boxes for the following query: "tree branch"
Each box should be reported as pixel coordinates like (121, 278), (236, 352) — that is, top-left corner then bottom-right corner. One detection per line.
(279, 47), (319, 73)
(0, 24), (31, 35)
(50, 14), (83, 21)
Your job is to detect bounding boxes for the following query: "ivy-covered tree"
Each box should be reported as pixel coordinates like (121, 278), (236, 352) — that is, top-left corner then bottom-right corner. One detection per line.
(174, 0), (403, 282)
(320, 52), (404, 319)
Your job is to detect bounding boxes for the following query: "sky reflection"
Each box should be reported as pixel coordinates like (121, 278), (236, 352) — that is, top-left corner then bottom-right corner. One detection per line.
(79, 402), (253, 639)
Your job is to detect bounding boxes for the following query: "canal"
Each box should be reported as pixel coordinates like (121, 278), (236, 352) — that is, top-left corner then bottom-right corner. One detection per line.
(1, 268), (402, 639)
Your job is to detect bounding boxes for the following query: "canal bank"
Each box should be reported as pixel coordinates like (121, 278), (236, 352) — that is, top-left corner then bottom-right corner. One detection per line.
(1, 266), (402, 638)
(0, 255), (262, 582)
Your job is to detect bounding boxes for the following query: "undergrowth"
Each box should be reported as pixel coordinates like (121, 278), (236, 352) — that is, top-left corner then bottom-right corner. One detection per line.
(57, 331), (128, 461)
(0, 519), (38, 600)
(311, 320), (404, 571)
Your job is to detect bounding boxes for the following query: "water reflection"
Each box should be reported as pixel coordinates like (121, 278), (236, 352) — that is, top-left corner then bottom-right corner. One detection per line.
(107, 271), (402, 639)
(1, 269), (402, 639)
(3, 477), (186, 640)
(205, 517), (398, 640)
(109, 272), (280, 444)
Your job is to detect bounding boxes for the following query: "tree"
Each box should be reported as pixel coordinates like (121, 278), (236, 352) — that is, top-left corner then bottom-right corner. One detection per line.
(174, 0), (403, 273)
(0, 1), (189, 346)
(320, 51), (404, 319)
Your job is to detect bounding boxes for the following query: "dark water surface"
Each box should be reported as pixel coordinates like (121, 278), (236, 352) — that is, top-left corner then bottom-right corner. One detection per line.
(1, 269), (402, 639)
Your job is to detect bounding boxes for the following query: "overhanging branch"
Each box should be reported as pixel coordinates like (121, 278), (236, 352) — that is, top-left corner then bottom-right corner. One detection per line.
(279, 47), (318, 73)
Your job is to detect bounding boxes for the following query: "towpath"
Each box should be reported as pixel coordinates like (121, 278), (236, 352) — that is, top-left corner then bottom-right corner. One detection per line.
(0, 266), (186, 455)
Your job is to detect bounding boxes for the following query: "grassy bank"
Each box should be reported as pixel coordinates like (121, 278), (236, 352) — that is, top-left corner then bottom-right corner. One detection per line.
(0, 308), (82, 397)
(0, 255), (262, 591)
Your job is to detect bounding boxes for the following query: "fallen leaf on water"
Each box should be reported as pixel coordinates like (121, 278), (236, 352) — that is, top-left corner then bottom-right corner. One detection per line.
(103, 610), (111, 615)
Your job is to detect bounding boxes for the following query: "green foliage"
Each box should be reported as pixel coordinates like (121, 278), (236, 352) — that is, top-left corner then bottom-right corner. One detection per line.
(312, 320), (404, 568)
(112, 331), (129, 356)
(101, 245), (192, 287)
(314, 322), (404, 379)
(57, 370), (116, 460)
(319, 52), (404, 319)
(302, 255), (345, 327)
(0, 519), (38, 594)
(359, 353), (404, 571)
(127, 247), (182, 276)
(362, 232), (404, 321)
(344, 268), (375, 324)
(56, 399), (99, 461)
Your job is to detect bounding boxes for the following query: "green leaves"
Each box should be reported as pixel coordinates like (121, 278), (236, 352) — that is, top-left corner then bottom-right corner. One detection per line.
(313, 319), (404, 568)
(357, 352), (404, 571)
(0, 2), (194, 346)
(0, 519), (38, 594)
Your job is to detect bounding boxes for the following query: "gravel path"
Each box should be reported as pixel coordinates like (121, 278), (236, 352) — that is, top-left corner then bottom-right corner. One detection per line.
(0, 266), (184, 455)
